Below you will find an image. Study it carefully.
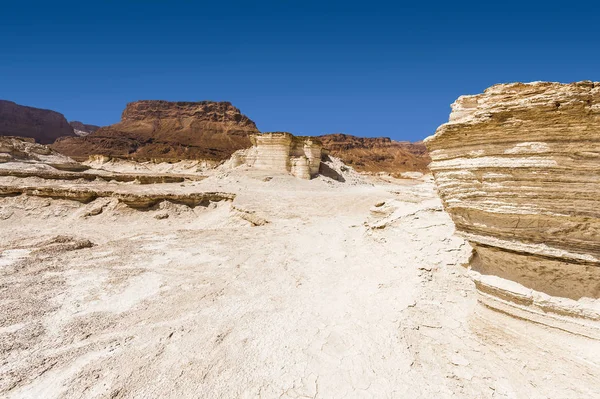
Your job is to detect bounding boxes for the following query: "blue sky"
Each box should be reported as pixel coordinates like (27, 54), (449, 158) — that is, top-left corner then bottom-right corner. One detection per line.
(1, 1), (598, 141)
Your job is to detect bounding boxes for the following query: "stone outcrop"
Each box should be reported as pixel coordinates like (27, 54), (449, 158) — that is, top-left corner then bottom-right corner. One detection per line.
(0, 137), (207, 183)
(52, 100), (259, 161)
(231, 132), (322, 179)
(69, 121), (100, 136)
(0, 136), (87, 171)
(318, 134), (430, 175)
(0, 184), (233, 208)
(426, 81), (600, 338)
(0, 100), (76, 144)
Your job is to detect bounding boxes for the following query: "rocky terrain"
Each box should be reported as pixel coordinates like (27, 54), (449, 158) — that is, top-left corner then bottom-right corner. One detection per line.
(318, 133), (431, 175)
(0, 100), (76, 144)
(52, 100), (259, 161)
(426, 81), (600, 339)
(0, 99), (431, 176)
(69, 121), (100, 136)
(229, 132), (323, 179)
(2, 83), (599, 398)
(0, 129), (599, 398)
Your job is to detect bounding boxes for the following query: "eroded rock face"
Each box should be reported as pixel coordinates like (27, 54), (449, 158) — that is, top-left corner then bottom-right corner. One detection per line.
(318, 133), (430, 175)
(231, 132), (322, 179)
(52, 101), (259, 161)
(0, 100), (75, 144)
(0, 136), (87, 171)
(426, 81), (600, 338)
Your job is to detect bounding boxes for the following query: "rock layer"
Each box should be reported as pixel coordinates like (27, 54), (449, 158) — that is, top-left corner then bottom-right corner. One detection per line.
(231, 132), (322, 179)
(0, 136), (87, 171)
(0, 100), (75, 144)
(52, 100), (259, 161)
(425, 81), (600, 338)
(318, 133), (430, 175)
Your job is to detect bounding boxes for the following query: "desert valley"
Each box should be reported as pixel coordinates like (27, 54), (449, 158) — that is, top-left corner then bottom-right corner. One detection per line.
(1, 81), (599, 399)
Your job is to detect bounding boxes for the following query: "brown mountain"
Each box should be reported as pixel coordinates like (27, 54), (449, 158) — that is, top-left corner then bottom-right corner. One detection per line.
(52, 100), (259, 161)
(0, 100), (76, 144)
(317, 133), (430, 175)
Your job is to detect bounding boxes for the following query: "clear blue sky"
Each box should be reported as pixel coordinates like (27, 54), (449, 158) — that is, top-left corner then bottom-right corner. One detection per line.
(1, 1), (598, 141)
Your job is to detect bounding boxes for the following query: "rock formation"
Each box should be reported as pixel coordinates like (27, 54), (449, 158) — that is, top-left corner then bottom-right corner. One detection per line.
(0, 136), (87, 171)
(230, 132), (322, 179)
(318, 133), (430, 175)
(0, 184), (233, 209)
(52, 100), (259, 161)
(0, 100), (76, 144)
(69, 121), (100, 136)
(426, 81), (600, 338)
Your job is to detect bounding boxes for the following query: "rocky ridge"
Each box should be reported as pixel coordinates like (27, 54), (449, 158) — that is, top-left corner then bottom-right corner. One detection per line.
(0, 100), (76, 144)
(318, 133), (430, 175)
(52, 100), (259, 161)
(426, 81), (600, 338)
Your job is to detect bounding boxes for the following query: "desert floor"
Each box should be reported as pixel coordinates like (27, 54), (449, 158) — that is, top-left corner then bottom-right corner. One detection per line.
(1, 170), (599, 398)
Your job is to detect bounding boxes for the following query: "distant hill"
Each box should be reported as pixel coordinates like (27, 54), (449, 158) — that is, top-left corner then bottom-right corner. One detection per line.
(318, 133), (430, 175)
(52, 100), (259, 161)
(0, 100), (75, 144)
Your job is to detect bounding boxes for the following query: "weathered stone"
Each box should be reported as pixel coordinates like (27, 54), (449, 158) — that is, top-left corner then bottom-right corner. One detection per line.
(0, 184), (235, 209)
(0, 136), (87, 171)
(232, 132), (322, 179)
(426, 81), (600, 338)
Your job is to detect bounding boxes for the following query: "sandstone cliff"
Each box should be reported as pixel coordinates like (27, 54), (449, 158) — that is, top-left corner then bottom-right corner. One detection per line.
(318, 133), (430, 175)
(52, 100), (259, 161)
(230, 132), (322, 179)
(0, 100), (76, 144)
(426, 81), (600, 338)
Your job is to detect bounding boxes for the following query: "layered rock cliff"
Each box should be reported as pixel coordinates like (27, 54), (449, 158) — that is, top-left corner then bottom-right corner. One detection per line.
(0, 100), (76, 144)
(230, 132), (322, 179)
(52, 100), (259, 161)
(426, 81), (600, 338)
(318, 133), (430, 175)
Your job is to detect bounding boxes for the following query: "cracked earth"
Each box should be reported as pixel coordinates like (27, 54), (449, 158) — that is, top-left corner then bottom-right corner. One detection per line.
(1, 172), (599, 398)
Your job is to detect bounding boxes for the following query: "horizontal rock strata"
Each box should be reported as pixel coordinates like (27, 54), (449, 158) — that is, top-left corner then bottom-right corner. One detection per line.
(0, 136), (87, 171)
(52, 100), (258, 161)
(0, 169), (204, 184)
(426, 81), (600, 338)
(0, 184), (234, 208)
(232, 132), (322, 179)
(317, 133), (430, 175)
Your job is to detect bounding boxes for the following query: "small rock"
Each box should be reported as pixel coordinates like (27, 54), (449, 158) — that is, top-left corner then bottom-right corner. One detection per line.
(154, 212), (169, 220)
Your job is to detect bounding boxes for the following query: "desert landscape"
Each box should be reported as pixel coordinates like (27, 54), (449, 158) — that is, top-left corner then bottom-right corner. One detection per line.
(0, 81), (599, 398)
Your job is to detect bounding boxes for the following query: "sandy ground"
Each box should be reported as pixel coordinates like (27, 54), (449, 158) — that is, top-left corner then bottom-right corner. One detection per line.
(1, 169), (600, 398)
